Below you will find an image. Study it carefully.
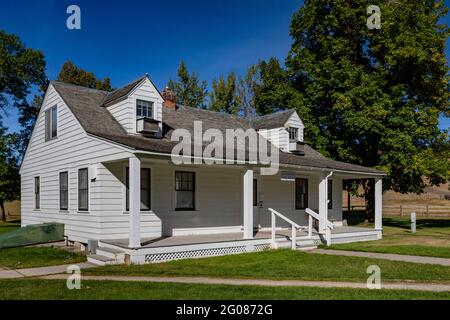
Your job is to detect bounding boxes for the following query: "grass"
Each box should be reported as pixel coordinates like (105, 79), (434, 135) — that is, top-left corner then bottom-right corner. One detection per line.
(0, 279), (449, 300)
(326, 216), (450, 258)
(86, 249), (450, 283)
(0, 247), (86, 269)
(0, 220), (20, 235)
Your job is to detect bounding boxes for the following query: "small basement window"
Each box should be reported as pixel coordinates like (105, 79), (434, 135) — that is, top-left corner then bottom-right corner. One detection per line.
(136, 100), (154, 119)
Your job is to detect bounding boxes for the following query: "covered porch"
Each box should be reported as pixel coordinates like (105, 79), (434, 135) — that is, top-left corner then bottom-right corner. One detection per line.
(115, 155), (383, 248)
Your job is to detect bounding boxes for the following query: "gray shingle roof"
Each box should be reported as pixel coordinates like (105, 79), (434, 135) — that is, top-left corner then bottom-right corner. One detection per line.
(50, 80), (384, 175)
(252, 109), (296, 130)
(102, 75), (147, 106)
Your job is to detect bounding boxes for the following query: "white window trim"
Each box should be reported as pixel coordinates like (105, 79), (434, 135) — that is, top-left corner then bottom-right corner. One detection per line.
(58, 169), (70, 212)
(34, 176), (40, 211)
(122, 163), (154, 214)
(77, 167), (90, 213)
(172, 168), (198, 212)
(45, 105), (58, 141)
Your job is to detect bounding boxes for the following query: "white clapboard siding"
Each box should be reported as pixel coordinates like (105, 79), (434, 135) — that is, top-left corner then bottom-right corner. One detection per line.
(258, 128), (289, 152)
(285, 112), (305, 142)
(20, 84), (162, 243)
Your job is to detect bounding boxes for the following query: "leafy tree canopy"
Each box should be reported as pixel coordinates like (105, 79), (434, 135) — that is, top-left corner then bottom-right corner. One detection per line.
(168, 61), (208, 108)
(254, 0), (449, 196)
(209, 72), (240, 114)
(57, 60), (112, 91)
(0, 30), (46, 112)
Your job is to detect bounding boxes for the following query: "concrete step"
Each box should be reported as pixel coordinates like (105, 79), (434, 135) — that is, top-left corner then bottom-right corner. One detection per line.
(87, 254), (118, 266)
(96, 247), (125, 261)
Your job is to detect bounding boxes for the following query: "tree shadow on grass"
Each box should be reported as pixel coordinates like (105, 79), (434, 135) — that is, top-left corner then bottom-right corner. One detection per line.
(383, 217), (450, 230)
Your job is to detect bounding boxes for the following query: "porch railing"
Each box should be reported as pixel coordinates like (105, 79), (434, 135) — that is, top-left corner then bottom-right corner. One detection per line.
(268, 208), (302, 250)
(305, 208), (335, 246)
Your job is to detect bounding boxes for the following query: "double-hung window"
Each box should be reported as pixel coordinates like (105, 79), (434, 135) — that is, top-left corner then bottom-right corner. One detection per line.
(136, 100), (154, 119)
(45, 106), (57, 141)
(59, 172), (69, 210)
(78, 168), (89, 211)
(288, 127), (298, 142)
(34, 177), (40, 209)
(125, 168), (151, 211)
(175, 171), (195, 211)
(295, 178), (308, 210)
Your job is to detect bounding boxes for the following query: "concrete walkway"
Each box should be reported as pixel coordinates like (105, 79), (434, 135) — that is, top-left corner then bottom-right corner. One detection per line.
(311, 249), (450, 266)
(40, 274), (450, 292)
(0, 262), (96, 279)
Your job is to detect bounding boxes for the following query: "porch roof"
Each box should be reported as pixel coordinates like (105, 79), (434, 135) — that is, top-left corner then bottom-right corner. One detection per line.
(52, 80), (384, 176)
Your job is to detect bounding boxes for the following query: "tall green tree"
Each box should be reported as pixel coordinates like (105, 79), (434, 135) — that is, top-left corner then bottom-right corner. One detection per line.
(0, 30), (46, 211)
(57, 60), (112, 91)
(209, 72), (240, 114)
(0, 30), (46, 112)
(285, 0), (450, 217)
(0, 125), (20, 221)
(168, 61), (208, 108)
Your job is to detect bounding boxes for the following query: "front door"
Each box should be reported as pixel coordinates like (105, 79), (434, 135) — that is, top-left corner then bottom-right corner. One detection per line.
(253, 178), (261, 229)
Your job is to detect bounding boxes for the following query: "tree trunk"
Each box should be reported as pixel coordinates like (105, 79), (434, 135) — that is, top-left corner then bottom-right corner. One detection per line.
(0, 202), (6, 222)
(363, 179), (375, 222)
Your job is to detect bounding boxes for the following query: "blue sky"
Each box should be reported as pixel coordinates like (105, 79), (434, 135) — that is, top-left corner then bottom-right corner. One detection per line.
(0, 0), (448, 132)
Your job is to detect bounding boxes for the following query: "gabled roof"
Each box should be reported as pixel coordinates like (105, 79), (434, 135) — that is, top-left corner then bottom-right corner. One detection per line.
(102, 75), (147, 106)
(49, 80), (384, 175)
(252, 109), (296, 130)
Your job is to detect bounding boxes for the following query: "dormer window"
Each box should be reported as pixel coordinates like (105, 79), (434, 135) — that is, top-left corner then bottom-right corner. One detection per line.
(288, 127), (298, 142)
(136, 100), (154, 119)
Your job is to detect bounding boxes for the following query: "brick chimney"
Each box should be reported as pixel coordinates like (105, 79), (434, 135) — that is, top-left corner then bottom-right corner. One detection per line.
(162, 86), (176, 110)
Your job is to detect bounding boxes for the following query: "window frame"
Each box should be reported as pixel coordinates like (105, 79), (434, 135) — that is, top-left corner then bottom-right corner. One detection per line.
(45, 105), (58, 141)
(295, 178), (308, 210)
(253, 179), (258, 207)
(125, 167), (152, 212)
(78, 168), (89, 212)
(136, 99), (154, 119)
(34, 176), (40, 210)
(328, 180), (333, 210)
(59, 171), (69, 211)
(288, 127), (298, 142)
(174, 171), (196, 211)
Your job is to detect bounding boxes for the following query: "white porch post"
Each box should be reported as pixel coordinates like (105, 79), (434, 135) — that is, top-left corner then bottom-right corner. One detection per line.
(318, 172), (328, 234)
(128, 156), (141, 248)
(374, 177), (383, 233)
(243, 168), (253, 239)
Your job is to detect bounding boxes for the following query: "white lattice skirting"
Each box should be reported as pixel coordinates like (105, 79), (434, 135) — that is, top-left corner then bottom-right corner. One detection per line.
(144, 243), (271, 263)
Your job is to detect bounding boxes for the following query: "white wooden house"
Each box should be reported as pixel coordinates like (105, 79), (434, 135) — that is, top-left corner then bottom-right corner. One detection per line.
(20, 75), (385, 265)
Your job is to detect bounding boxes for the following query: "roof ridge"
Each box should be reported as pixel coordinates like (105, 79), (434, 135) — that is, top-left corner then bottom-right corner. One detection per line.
(50, 80), (109, 93)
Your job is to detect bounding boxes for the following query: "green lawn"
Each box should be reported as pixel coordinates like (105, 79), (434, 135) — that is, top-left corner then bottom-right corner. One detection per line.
(0, 279), (449, 300)
(0, 220), (20, 235)
(326, 217), (450, 258)
(0, 247), (86, 269)
(86, 249), (450, 283)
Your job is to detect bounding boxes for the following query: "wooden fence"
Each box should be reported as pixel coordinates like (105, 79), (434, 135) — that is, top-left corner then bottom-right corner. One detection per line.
(383, 205), (450, 217)
(344, 204), (450, 217)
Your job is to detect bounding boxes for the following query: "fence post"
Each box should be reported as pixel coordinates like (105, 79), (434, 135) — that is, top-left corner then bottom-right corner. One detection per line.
(411, 212), (416, 233)
(426, 204), (429, 217)
(400, 205), (403, 216)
